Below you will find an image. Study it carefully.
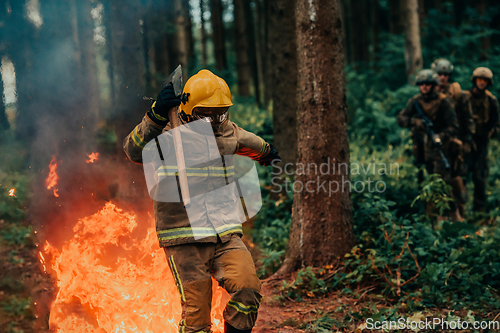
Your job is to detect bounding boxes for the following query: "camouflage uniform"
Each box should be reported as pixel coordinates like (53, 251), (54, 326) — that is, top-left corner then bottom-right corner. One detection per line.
(397, 90), (459, 182)
(398, 69), (460, 219)
(432, 58), (476, 217)
(465, 70), (500, 211)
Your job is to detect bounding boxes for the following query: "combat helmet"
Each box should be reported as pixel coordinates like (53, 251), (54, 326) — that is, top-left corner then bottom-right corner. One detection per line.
(471, 67), (494, 86)
(416, 69), (439, 86)
(431, 58), (454, 75)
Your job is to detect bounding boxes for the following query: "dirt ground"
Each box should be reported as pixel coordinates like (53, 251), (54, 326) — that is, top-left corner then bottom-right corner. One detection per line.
(0, 235), (365, 333)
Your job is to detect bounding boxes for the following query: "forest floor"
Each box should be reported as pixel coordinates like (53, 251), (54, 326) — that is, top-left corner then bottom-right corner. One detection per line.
(2, 219), (498, 333)
(2, 240), (499, 333)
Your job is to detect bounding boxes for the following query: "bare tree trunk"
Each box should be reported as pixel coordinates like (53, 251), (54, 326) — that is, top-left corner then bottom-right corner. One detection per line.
(269, 0), (298, 167)
(371, 0), (380, 61)
(200, 0), (208, 67)
(477, 0), (490, 60)
(418, 0), (425, 34)
(389, 0), (403, 34)
(349, 0), (369, 65)
(183, 0), (194, 72)
(174, 0), (188, 79)
(253, 0), (265, 104)
(9, 0), (36, 139)
(403, 0), (423, 85)
(76, 0), (101, 132)
(338, 0), (350, 65)
(244, 0), (261, 105)
(105, 0), (145, 144)
(0, 56), (8, 130)
(263, 0), (272, 105)
(234, 0), (251, 97)
(210, 0), (228, 71)
(276, 0), (354, 275)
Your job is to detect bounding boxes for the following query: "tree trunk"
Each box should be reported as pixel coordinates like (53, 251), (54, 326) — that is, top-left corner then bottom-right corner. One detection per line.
(253, 0), (265, 104)
(477, 0), (490, 59)
(234, 0), (251, 97)
(210, 0), (228, 71)
(76, 0), (101, 133)
(183, 0), (194, 72)
(263, 0), (272, 105)
(338, 0), (350, 65)
(389, 0), (403, 34)
(371, 0), (380, 60)
(243, 0), (261, 105)
(200, 0), (208, 67)
(276, 0), (355, 275)
(0, 0), (9, 131)
(102, 0), (116, 107)
(418, 0), (425, 34)
(173, 0), (188, 80)
(403, 0), (422, 85)
(105, 0), (146, 144)
(349, 0), (369, 65)
(0, 57), (8, 130)
(8, 0), (36, 139)
(269, 0), (298, 167)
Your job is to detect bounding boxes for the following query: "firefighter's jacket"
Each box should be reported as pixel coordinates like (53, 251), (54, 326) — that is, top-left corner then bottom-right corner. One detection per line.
(124, 113), (269, 247)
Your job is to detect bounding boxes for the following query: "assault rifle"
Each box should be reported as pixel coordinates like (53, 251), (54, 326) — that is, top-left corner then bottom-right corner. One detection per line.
(414, 101), (450, 170)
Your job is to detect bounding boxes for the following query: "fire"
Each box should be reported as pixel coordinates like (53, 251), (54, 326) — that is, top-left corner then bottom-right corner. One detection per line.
(86, 152), (99, 163)
(8, 188), (15, 196)
(46, 156), (59, 197)
(43, 202), (229, 332)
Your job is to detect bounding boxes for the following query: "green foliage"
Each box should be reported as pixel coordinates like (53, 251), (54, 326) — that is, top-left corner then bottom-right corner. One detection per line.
(0, 172), (30, 221)
(334, 193), (500, 310)
(412, 174), (454, 217)
(1, 225), (32, 246)
(252, 184), (293, 277)
(279, 267), (328, 302)
(229, 96), (273, 142)
(0, 296), (32, 318)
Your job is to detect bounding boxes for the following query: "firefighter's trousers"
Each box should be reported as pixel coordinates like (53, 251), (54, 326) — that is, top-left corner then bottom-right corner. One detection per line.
(164, 234), (262, 333)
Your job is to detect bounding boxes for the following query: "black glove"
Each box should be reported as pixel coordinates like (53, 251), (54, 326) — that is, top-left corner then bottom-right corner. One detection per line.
(148, 83), (181, 125)
(257, 144), (281, 166)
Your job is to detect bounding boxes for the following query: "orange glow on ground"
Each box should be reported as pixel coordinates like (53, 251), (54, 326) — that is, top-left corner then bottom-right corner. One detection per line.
(43, 202), (229, 332)
(86, 152), (99, 163)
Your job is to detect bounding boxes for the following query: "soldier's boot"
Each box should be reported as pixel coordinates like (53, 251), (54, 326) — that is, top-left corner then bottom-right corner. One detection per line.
(225, 322), (252, 333)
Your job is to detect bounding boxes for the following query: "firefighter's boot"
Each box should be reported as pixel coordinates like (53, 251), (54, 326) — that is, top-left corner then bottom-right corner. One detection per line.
(225, 322), (252, 333)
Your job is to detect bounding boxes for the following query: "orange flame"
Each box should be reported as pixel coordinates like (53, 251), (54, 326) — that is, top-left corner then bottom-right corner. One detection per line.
(46, 156), (59, 197)
(43, 203), (229, 332)
(86, 152), (99, 163)
(9, 188), (15, 196)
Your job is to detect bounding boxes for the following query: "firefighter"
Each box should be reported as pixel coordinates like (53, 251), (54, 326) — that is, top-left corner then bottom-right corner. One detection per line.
(465, 67), (500, 212)
(124, 69), (281, 333)
(431, 58), (475, 217)
(397, 69), (461, 221)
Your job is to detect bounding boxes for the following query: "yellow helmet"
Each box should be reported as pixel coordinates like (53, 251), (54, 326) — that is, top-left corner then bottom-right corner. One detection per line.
(180, 70), (233, 116)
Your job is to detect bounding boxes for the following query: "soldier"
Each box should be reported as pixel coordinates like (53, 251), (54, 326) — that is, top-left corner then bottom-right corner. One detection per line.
(397, 69), (461, 221)
(465, 67), (500, 212)
(124, 69), (281, 333)
(431, 58), (475, 217)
